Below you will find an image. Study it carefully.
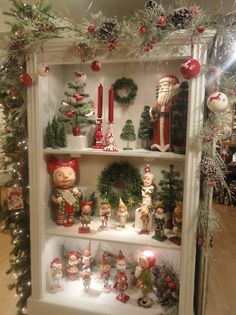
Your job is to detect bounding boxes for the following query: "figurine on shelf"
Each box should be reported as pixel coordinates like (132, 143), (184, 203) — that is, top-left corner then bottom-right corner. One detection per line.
(47, 157), (81, 227)
(67, 251), (81, 281)
(103, 123), (118, 152)
(80, 241), (93, 292)
(150, 74), (179, 151)
(135, 250), (156, 308)
(78, 201), (93, 233)
(169, 201), (182, 246)
(152, 200), (167, 241)
(99, 251), (113, 291)
(141, 164), (155, 207)
(99, 199), (111, 230)
(138, 204), (151, 234)
(50, 257), (63, 292)
(114, 250), (129, 303)
(115, 198), (129, 228)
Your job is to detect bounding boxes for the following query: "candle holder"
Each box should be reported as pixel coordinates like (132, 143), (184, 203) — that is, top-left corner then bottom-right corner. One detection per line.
(93, 118), (104, 149)
(103, 122), (118, 152)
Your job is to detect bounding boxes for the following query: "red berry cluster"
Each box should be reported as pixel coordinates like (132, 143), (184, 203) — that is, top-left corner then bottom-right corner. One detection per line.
(143, 38), (156, 52)
(107, 38), (118, 51)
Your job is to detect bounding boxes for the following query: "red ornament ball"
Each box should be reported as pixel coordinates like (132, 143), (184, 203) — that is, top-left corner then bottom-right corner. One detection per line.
(91, 60), (101, 72)
(180, 58), (201, 80)
(157, 16), (166, 26)
(169, 282), (176, 289)
(205, 136), (212, 142)
(66, 111), (75, 118)
(9, 88), (20, 97)
(87, 24), (95, 33)
(139, 26), (145, 34)
(198, 25), (205, 33)
(19, 73), (33, 87)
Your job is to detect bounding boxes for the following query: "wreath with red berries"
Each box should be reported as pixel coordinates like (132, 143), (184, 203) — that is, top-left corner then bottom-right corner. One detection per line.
(112, 76), (138, 104)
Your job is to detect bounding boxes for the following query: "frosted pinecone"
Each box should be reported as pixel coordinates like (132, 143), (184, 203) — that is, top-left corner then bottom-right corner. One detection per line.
(145, 0), (165, 16)
(171, 8), (190, 29)
(201, 156), (217, 178)
(97, 18), (118, 41)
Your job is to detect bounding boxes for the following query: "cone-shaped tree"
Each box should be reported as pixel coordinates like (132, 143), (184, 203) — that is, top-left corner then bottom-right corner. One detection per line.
(120, 119), (136, 150)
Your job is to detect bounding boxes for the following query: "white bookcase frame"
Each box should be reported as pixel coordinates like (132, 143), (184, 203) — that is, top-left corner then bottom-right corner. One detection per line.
(27, 31), (216, 315)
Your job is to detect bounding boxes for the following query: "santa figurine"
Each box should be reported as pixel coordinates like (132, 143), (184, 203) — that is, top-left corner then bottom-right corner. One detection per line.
(114, 250), (129, 303)
(50, 257), (63, 292)
(99, 198), (111, 230)
(67, 251), (81, 281)
(115, 198), (129, 228)
(47, 157), (81, 227)
(78, 201), (93, 233)
(150, 74), (180, 151)
(99, 251), (113, 291)
(135, 250), (156, 308)
(80, 241), (93, 292)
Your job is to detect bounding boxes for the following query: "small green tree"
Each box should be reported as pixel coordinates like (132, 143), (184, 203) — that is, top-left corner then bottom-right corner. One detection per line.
(43, 121), (55, 148)
(44, 117), (67, 148)
(158, 164), (183, 228)
(138, 105), (153, 149)
(56, 122), (67, 147)
(120, 119), (136, 150)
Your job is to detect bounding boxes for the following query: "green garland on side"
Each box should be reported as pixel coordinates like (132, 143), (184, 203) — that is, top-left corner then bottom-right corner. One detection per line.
(97, 161), (142, 210)
(112, 77), (138, 104)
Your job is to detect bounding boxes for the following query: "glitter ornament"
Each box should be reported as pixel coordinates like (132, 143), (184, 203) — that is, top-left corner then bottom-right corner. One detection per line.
(37, 64), (50, 77)
(91, 60), (101, 72)
(207, 91), (228, 113)
(180, 58), (201, 80)
(87, 24), (95, 33)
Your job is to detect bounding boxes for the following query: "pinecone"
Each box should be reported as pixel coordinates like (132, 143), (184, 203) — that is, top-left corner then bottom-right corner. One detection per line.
(171, 8), (190, 29)
(201, 156), (217, 178)
(97, 18), (118, 41)
(145, 0), (165, 16)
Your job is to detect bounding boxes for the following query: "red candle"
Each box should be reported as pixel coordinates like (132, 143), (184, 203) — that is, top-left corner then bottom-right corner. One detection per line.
(97, 83), (103, 118)
(108, 85), (114, 123)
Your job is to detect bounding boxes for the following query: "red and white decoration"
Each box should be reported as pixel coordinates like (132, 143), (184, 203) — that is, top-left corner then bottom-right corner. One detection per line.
(37, 64), (50, 77)
(75, 71), (87, 84)
(7, 186), (24, 210)
(207, 91), (229, 112)
(180, 58), (201, 80)
(91, 60), (101, 72)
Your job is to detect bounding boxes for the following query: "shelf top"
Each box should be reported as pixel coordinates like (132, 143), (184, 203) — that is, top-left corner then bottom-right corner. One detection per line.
(43, 147), (185, 161)
(46, 218), (181, 251)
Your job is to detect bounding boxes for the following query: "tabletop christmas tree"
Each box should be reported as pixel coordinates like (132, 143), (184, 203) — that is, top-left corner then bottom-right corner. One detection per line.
(120, 119), (136, 150)
(59, 72), (95, 136)
(44, 116), (67, 148)
(138, 105), (154, 149)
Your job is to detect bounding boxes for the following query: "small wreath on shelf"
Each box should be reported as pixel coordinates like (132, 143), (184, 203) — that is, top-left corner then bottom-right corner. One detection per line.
(112, 76), (138, 104)
(97, 161), (142, 209)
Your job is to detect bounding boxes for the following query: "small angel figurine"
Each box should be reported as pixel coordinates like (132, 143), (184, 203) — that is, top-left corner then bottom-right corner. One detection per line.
(50, 257), (63, 292)
(47, 157), (81, 227)
(99, 251), (112, 291)
(169, 201), (182, 246)
(114, 250), (129, 303)
(152, 200), (167, 241)
(80, 241), (93, 292)
(78, 201), (92, 233)
(99, 199), (111, 230)
(67, 251), (81, 281)
(138, 204), (151, 234)
(115, 198), (129, 228)
(135, 250), (156, 308)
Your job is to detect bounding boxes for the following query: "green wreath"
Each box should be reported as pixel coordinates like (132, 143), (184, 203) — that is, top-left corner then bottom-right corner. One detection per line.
(97, 161), (142, 209)
(112, 76), (138, 104)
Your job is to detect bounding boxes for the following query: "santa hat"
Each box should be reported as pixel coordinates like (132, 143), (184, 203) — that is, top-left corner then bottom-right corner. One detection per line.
(117, 250), (125, 261)
(139, 250), (156, 268)
(159, 74), (179, 86)
(50, 256), (62, 267)
(80, 201), (93, 208)
(47, 157), (79, 174)
(119, 197), (127, 209)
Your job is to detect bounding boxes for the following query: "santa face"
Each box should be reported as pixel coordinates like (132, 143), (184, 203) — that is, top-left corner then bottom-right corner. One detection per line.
(157, 80), (174, 107)
(53, 166), (76, 188)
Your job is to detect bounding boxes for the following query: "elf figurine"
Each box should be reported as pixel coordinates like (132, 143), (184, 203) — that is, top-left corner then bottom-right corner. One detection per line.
(99, 251), (112, 291)
(115, 198), (129, 228)
(114, 250), (129, 303)
(78, 201), (92, 233)
(67, 251), (81, 281)
(138, 204), (151, 234)
(135, 250), (156, 308)
(50, 257), (63, 292)
(99, 199), (111, 230)
(169, 201), (182, 246)
(152, 200), (167, 241)
(47, 157), (81, 227)
(80, 241), (93, 292)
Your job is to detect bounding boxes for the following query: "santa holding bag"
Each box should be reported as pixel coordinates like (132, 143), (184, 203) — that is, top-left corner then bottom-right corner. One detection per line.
(150, 74), (180, 151)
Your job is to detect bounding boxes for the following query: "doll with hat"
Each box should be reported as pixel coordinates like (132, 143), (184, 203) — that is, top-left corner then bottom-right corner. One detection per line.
(115, 197), (129, 228)
(78, 201), (93, 233)
(67, 251), (81, 281)
(99, 198), (111, 230)
(50, 256), (63, 292)
(47, 156), (81, 227)
(135, 250), (156, 308)
(80, 241), (93, 292)
(99, 251), (113, 291)
(114, 250), (129, 303)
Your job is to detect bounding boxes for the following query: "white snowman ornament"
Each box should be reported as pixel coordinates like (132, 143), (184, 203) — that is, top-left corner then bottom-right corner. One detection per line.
(207, 91), (229, 113)
(37, 64), (50, 77)
(75, 71), (87, 84)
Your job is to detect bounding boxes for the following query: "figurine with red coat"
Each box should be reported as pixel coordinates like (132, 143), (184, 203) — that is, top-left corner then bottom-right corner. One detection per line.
(78, 201), (93, 233)
(114, 250), (129, 303)
(47, 157), (81, 227)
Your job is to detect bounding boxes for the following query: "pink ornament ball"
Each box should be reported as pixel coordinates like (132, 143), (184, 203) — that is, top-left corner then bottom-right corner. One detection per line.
(207, 91), (228, 113)
(91, 60), (101, 72)
(180, 58), (201, 80)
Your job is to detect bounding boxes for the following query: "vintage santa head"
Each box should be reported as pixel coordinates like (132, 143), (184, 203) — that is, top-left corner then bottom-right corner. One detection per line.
(138, 250), (156, 269)
(47, 157), (79, 188)
(157, 74), (180, 106)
